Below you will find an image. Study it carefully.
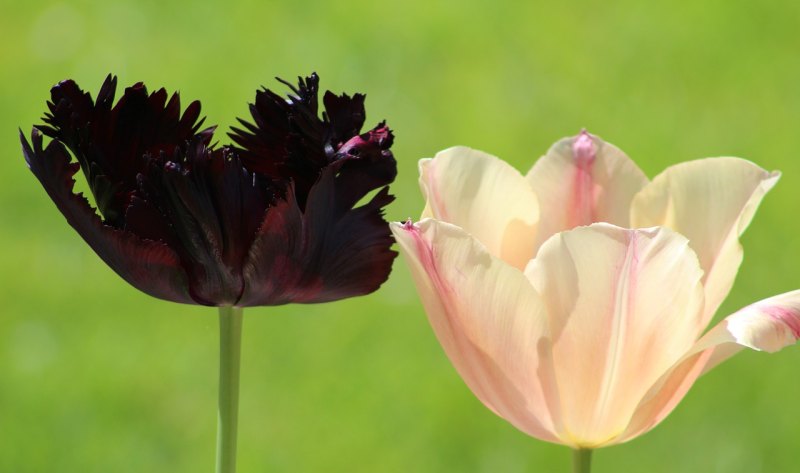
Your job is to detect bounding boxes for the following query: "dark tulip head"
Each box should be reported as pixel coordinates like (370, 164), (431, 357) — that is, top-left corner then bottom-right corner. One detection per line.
(21, 73), (398, 307)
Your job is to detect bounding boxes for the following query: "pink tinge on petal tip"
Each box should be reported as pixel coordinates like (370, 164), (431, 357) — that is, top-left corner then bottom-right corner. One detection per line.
(762, 305), (800, 339)
(569, 129), (598, 227)
(572, 129), (596, 165)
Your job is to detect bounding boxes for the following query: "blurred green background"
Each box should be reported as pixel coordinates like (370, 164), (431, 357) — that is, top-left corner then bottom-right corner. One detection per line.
(2, 0), (800, 471)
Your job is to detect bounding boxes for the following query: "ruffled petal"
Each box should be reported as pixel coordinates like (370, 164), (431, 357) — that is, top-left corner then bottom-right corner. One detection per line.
(322, 89), (366, 147)
(238, 164), (396, 306)
(21, 128), (194, 304)
(391, 218), (560, 443)
(419, 147), (539, 269)
(526, 131), (648, 251)
(39, 75), (211, 225)
(620, 290), (800, 443)
(228, 74), (329, 206)
(524, 223), (704, 447)
(329, 123), (396, 212)
(234, 74), (397, 306)
(630, 158), (779, 323)
(229, 73), (395, 213)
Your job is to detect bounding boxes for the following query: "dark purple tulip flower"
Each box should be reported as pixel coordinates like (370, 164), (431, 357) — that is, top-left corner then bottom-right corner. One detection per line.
(20, 73), (397, 473)
(21, 73), (397, 307)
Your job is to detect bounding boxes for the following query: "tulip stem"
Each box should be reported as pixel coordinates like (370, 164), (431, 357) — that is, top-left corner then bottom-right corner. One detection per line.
(216, 306), (244, 473)
(572, 448), (592, 473)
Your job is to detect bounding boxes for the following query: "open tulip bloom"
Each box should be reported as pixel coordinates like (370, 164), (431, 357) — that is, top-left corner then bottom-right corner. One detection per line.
(21, 73), (397, 473)
(391, 131), (800, 471)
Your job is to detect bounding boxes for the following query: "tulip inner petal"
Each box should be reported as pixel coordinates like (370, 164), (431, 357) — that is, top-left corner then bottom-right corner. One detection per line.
(526, 132), (648, 253)
(525, 223), (704, 447)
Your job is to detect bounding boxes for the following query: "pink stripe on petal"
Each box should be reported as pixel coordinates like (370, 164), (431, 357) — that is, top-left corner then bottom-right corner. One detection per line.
(391, 220), (561, 443)
(572, 129), (596, 163)
(526, 132), (648, 252)
(527, 223), (704, 446)
(569, 130), (597, 227)
(411, 226), (439, 285)
(762, 305), (800, 340)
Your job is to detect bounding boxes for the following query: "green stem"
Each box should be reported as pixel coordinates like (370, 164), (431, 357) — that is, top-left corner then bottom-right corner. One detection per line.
(216, 306), (244, 473)
(572, 448), (592, 473)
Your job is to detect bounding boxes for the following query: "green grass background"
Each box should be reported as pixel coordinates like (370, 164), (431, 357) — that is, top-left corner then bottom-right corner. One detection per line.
(2, 0), (800, 471)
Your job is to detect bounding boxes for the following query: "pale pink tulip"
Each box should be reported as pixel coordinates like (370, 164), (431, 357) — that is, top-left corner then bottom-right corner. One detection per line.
(392, 131), (800, 449)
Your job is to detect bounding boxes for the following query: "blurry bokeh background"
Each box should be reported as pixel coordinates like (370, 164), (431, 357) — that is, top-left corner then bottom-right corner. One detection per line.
(2, 0), (800, 471)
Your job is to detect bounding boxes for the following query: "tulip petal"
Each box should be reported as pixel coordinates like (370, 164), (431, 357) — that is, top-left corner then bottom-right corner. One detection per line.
(135, 141), (272, 306)
(630, 158), (780, 322)
(391, 219), (560, 443)
(419, 147), (539, 269)
(39, 75), (211, 225)
(21, 129), (194, 304)
(526, 131), (648, 251)
(524, 223), (704, 447)
(322, 90), (367, 146)
(239, 165), (396, 306)
(328, 123), (397, 212)
(229, 74), (328, 202)
(229, 74), (396, 212)
(621, 290), (800, 443)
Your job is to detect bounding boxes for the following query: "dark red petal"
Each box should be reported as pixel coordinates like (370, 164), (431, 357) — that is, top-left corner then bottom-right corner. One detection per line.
(21, 128), (195, 305)
(238, 166), (397, 306)
(123, 195), (178, 246)
(135, 141), (272, 305)
(237, 186), (306, 305)
(331, 122), (397, 211)
(39, 77), (211, 225)
(228, 74), (328, 203)
(322, 90), (366, 147)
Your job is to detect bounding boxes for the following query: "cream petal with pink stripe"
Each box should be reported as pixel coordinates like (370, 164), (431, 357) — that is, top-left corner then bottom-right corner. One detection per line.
(390, 218), (559, 442)
(526, 131), (649, 252)
(419, 147), (539, 270)
(524, 223), (704, 447)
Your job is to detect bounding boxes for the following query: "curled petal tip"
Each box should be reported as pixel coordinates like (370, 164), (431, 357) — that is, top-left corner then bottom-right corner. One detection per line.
(402, 218), (416, 230)
(708, 293), (800, 355)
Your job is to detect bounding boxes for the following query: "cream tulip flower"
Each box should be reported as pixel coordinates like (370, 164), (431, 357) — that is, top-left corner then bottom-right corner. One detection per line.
(391, 131), (800, 469)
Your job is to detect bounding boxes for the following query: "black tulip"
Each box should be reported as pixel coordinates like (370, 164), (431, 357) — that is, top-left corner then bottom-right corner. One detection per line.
(21, 73), (398, 307)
